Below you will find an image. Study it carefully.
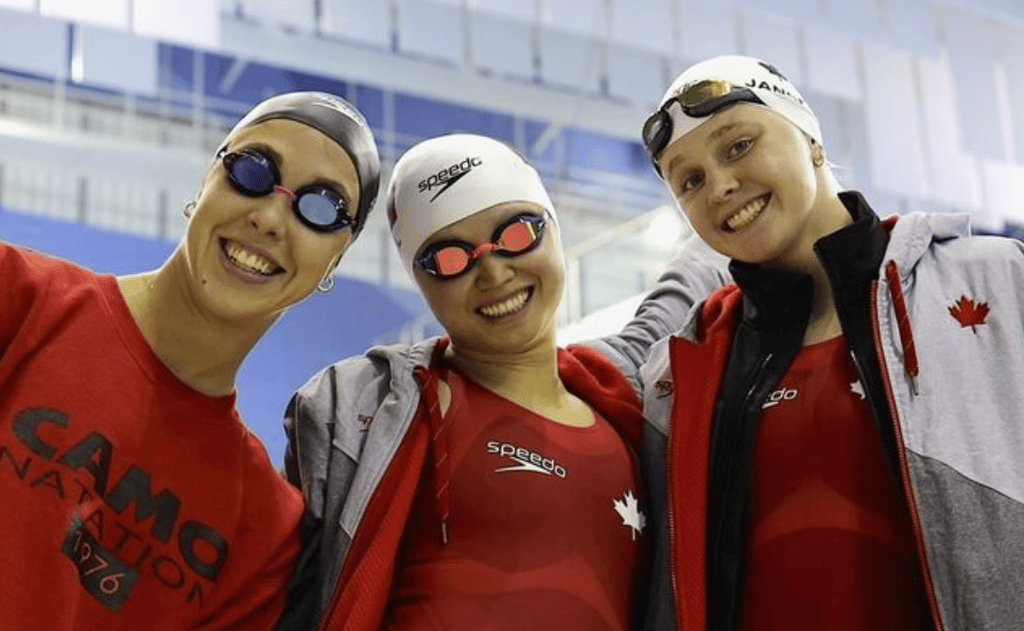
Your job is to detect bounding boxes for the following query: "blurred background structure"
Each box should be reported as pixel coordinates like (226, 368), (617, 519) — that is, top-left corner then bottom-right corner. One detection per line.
(2, 0), (1023, 462)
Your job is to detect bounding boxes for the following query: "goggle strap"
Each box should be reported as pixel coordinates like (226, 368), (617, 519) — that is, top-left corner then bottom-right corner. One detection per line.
(468, 242), (500, 260)
(273, 184), (297, 202)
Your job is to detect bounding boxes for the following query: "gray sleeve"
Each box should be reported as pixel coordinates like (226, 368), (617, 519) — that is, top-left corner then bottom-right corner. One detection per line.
(277, 368), (343, 631)
(277, 356), (387, 630)
(584, 235), (730, 388)
(282, 353), (393, 516)
(283, 367), (344, 521)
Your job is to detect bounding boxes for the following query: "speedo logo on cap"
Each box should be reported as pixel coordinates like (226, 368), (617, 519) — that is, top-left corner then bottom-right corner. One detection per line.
(418, 156), (482, 202)
(309, 94), (362, 123)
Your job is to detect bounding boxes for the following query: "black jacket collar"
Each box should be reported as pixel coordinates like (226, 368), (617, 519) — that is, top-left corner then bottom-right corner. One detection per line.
(726, 191), (889, 328)
(704, 192), (899, 631)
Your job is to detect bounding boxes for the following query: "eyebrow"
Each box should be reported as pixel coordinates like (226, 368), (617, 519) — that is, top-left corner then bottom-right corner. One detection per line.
(708, 122), (742, 144)
(664, 122), (743, 176)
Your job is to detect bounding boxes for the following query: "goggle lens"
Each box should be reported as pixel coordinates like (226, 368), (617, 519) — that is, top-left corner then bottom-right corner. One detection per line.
(227, 152), (276, 194)
(433, 247), (471, 277)
(221, 150), (354, 232)
(642, 79), (761, 173)
(416, 214), (547, 279)
(498, 219), (540, 252)
(296, 187), (346, 227)
(680, 79), (734, 108)
(641, 114), (670, 161)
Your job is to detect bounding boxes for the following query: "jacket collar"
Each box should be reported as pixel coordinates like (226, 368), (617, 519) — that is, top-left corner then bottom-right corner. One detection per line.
(726, 191), (889, 329)
(814, 190), (890, 299)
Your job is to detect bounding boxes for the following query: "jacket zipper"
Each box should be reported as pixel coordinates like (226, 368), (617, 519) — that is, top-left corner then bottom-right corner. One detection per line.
(312, 499), (360, 631)
(704, 350), (773, 630)
(314, 548), (345, 631)
(869, 279), (946, 631)
(665, 339), (681, 629)
(744, 353), (773, 403)
(712, 351), (772, 555)
(312, 421), (422, 631)
(312, 478), (376, 631)
(666, 420), (680, 630)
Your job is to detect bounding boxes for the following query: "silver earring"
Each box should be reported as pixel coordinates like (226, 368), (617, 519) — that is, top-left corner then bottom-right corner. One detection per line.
(183, 200), (196, 218)
(317, 276), (334, 293)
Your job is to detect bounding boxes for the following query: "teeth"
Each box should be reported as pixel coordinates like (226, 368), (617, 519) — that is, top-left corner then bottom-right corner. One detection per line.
(478, 289), (530, 318)
(223, 240), (279, 275)
(726, 196), (768, 231)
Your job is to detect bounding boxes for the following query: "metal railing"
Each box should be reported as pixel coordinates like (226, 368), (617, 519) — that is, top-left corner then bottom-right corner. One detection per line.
(0, 66), (681, 334)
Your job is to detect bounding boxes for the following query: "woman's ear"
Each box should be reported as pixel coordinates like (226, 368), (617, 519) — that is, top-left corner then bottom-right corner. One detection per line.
(326, 254), (343, 278)
(811, 141), (826, 168)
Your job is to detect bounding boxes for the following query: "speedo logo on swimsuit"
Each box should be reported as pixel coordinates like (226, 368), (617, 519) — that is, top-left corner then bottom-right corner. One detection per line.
(418, 156), (482, 201)
(762, 387), (798, 409)
(486, 440), (568, 478)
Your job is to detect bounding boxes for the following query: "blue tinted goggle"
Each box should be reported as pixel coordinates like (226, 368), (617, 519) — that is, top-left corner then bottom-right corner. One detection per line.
(221, 149), (353, 232)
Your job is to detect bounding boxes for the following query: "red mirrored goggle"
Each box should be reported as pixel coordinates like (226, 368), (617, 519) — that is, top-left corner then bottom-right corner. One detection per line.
(414, 213), (548, 279)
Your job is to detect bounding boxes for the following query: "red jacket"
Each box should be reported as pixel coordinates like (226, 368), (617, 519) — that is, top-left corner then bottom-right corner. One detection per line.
(662, 285), (744, 630)
(287, 341), (647, 631)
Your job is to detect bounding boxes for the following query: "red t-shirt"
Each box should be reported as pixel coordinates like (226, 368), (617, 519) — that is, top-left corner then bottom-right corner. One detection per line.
(0, 244), (303, 630)
(741, 336), (933, 630)
(385, 363), (646, 631)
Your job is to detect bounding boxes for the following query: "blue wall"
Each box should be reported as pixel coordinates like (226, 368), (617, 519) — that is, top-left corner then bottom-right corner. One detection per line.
(0, 208), (425, 465)
(154, 45), (661, 211)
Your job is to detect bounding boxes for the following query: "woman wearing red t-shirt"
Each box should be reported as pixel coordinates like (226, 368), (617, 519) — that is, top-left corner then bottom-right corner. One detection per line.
(0, 91), (380, 630)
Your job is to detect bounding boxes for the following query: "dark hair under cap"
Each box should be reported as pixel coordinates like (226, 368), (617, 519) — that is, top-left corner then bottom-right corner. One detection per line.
(227, 91), (381, 237)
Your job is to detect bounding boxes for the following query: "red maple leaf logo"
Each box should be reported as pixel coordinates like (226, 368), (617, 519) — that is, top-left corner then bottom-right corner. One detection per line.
(655, 379), (674, 398)
(948, 295), (990, 333)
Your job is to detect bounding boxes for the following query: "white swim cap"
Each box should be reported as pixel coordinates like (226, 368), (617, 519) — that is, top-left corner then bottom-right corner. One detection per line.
(386, 133), (557, 277)
(649, 55), (822, 167)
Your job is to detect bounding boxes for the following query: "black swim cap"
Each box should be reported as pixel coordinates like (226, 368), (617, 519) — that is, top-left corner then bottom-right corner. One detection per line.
(226, 91), (381, 237)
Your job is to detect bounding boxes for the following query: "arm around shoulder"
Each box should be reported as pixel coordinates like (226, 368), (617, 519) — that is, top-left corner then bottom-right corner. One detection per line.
(585, 234), (730, 380)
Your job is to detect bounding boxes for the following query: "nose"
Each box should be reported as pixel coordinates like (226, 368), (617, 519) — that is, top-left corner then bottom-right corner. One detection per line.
(473, 249), (514, 287)
(706, 165), (739, 206)
(247, 185), (293, 237)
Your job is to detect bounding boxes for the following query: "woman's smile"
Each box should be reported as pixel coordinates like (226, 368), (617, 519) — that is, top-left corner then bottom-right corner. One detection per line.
(476, 287), (533, 319)
(724, 194), (770, 232)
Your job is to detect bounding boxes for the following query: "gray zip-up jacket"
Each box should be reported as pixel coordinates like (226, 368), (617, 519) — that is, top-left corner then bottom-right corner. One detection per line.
(275, 243), (729, 631)
(638, 204), (1024, 630)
